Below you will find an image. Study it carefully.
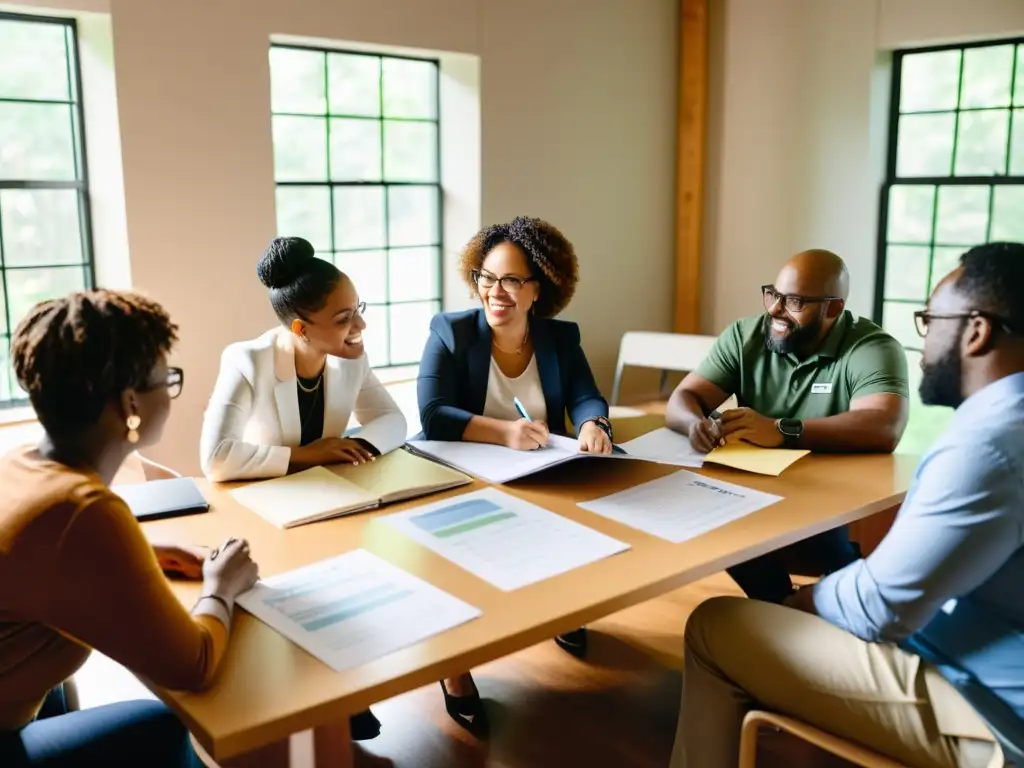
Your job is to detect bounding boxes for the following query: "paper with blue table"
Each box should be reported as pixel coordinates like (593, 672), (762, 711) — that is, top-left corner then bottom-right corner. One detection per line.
(236, 549), (480, 672)
(380, 488), (630, 590)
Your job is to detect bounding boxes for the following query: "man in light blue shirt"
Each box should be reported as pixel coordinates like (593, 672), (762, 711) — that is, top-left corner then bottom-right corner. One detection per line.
(670, 242), (1024, 768)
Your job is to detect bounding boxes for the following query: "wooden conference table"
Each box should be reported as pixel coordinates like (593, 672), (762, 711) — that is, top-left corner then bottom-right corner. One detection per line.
(142, 416), (917, 766)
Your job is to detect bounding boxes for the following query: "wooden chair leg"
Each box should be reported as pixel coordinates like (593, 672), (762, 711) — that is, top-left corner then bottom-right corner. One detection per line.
(740, 710), (910, 768)
(738, 710), (763, 768)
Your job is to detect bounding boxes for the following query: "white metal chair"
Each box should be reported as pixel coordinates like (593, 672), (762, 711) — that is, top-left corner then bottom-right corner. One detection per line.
(609, 331), (717, 406)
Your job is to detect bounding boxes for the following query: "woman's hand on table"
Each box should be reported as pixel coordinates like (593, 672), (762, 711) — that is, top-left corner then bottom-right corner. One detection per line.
(578, 420), (613, 455)
(291, 437), (376, 469)
(153, 543), (210, 580)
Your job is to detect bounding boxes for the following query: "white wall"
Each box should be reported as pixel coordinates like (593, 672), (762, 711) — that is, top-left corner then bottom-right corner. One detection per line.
(3, 0), (678, 472)
(703, 0), (1024, 333)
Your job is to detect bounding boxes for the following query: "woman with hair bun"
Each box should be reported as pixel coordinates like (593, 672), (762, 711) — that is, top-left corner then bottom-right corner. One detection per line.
(200, 237), (408, 741)
(200, 236), (407, 484)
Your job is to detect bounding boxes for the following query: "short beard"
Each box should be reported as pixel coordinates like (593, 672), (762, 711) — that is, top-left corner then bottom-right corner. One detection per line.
(919, 334), (965, 409)
(764, 313), (823, 356)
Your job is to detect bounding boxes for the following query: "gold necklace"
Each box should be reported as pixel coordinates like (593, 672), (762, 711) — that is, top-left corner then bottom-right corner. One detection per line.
(492, 325), (530, 355)
(296, 372), (323, 394)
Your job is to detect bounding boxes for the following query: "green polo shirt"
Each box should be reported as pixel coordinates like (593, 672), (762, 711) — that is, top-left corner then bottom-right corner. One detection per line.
(695, 311), (909, 420)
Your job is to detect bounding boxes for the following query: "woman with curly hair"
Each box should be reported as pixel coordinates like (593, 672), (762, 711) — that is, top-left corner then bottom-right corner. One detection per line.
(0, 290), (258, 767)
(418, 216), (612, 453)
(417, 216), (613, 717)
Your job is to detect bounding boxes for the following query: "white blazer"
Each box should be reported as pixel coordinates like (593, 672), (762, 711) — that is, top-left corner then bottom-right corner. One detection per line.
(200, 328), (407, 482)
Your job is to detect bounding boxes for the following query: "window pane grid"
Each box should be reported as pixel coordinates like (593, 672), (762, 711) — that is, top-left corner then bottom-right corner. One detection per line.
(877, 37), (1024, 453)
(270, 43), (441, 368)
(0, 13), (93, 407)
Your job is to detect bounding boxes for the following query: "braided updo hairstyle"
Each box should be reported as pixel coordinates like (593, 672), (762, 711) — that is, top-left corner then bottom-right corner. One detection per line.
(459, 216), (580, 318)
(12, 290), (178, 437)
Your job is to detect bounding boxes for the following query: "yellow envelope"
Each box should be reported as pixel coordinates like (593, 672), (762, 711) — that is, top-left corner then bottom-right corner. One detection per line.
(706, 442), (809, 476)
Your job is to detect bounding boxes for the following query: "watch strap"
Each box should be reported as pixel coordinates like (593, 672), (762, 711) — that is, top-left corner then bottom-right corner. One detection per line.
(587, 416), (614, 441)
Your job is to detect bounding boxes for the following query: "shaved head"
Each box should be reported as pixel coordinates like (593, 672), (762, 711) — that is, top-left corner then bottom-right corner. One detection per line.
(763, 249), (850, 358)
(776, 249), (850, 301)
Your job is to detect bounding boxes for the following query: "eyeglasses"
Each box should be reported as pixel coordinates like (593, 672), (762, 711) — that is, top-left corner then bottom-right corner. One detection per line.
(913, 310), (1020, 338)
(472, 270), (536, 294)
(140, 367), (184, 399)
(348, 301), (367, 318)
(762, 285), (841, 313)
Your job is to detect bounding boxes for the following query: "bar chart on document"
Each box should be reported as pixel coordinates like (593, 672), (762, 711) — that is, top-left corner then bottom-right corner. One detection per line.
(381, 488), (631, 590)
(236, 549), (481, 672)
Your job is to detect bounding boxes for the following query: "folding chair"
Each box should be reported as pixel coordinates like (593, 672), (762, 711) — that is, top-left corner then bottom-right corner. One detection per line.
(609, 331), (716, 407)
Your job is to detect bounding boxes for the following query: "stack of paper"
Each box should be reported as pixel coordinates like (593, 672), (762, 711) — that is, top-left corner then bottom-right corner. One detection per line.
(706, 442), (809, 476)
(237, 549), (480, 672)
(230, 449), (471, 528)
(616, 428), (705, 468)
(617, 427), (809, 476)
(381, 487), (631, 590)
(578, 470), (782, 543)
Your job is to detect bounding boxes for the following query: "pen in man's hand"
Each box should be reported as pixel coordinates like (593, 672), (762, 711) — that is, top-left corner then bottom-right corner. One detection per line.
(708, 410), (726, 447)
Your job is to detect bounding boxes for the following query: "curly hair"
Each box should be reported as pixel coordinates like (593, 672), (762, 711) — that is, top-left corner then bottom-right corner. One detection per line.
(12, 289), (179, 437)
(459, 216), (580, 318)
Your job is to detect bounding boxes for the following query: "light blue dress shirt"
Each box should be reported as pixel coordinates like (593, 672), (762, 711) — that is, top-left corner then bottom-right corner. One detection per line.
(812, 372), (1024, 719)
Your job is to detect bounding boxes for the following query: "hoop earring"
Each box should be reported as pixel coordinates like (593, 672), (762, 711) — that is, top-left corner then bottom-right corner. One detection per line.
(126, 413), (142, 444)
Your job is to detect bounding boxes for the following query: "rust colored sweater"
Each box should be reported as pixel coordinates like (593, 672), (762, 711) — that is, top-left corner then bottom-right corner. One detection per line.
(0, 446), (228, 730)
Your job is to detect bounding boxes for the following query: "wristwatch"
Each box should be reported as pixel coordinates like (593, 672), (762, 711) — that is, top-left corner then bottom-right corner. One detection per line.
(776, 418), (803, 448)
(588, 416), (614, 441)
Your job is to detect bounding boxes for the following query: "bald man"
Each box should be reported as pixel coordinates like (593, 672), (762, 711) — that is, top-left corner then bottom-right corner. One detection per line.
(666, 250), (909, 603)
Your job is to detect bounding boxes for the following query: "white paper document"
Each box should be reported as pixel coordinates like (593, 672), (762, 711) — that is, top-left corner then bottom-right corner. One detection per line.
(405, 437), (578, 483)
(236, 549), (480, 672)
(406, 435), (646, 484)
(578, 471), (782, 544)
(616, 427), (706, 468)
(380, 488), (631, 591)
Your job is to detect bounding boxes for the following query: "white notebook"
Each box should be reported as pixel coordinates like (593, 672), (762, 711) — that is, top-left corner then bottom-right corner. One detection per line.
(230, 450), (471, 529)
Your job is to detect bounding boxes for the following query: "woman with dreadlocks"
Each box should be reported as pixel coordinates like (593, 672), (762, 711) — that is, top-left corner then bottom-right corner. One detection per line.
(0, 290), (258, 767)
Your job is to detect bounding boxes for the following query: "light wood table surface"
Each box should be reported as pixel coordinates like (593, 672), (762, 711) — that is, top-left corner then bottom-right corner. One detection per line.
(143, 416), (916, 765)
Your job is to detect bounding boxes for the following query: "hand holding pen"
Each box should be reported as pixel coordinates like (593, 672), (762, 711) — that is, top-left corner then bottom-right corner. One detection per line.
(506, 397), (550, 451)
(689, 409), (727, 453)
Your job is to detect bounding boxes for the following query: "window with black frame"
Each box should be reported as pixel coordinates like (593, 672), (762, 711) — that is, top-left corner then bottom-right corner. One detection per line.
(269, 44), (442, 369)
(876, 38), (1024, 451)
(0, 12), (94, 407)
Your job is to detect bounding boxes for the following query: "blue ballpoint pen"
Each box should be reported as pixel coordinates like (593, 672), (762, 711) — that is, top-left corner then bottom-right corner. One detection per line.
(513, 397), (532, 422)
(513, 397), (548, 448)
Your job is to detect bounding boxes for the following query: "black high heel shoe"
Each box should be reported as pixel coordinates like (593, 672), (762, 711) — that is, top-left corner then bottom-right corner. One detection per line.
(439, 680), (489, 738)
(349, 708), (381, 741)
(554, 627), (588, 659)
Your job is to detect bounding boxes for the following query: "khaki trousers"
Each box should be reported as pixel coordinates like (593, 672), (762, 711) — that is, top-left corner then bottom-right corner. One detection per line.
(670, 597), (1002, 768)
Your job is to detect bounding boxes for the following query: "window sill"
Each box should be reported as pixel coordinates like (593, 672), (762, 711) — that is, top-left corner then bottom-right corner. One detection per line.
(0, 407), (36, 427)
(375, 364), (419, 385)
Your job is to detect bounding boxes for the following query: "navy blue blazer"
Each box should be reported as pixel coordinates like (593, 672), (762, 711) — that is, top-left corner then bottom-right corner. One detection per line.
(417, 308), (608, 441)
